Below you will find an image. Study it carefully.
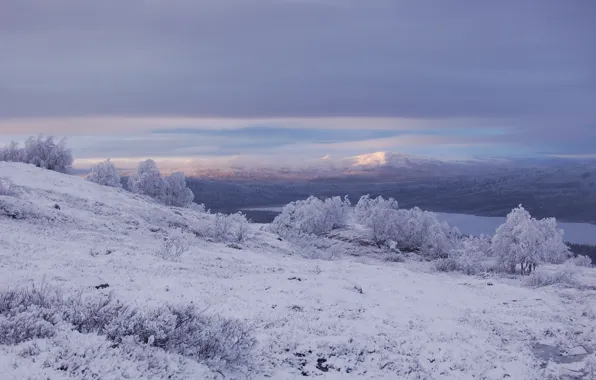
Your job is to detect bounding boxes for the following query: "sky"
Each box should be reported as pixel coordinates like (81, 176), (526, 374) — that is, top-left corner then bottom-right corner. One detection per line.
(0, 0), (595, 170)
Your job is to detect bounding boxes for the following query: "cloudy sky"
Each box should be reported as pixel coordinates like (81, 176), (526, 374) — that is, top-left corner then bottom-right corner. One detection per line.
(1, 0), (595, 169)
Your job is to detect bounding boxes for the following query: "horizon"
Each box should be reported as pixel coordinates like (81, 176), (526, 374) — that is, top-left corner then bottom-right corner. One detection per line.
(1, 1), (594, 169)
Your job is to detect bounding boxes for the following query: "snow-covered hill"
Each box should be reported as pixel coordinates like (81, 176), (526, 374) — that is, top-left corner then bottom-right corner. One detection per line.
(1, 162), (595, 379)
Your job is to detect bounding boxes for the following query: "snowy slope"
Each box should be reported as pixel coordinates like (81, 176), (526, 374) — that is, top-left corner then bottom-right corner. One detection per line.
(1, 162), (595, 379)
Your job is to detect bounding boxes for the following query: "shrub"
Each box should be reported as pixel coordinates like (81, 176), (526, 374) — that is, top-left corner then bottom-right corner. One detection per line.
(157, 230), (190, 261)
(443, 236), (490, 275)
(271, 195), (351, 237)
(86, 159), (122, 188)
(190, 203), (208, 213)
(524, 267), (576, 287)
(0, 284), (256, 371)
(211, 212), (250, 243)
(568, 254), (593, 267)
(394, 207), (458, 258)
(567, 243), (596, 266)
(0, 135), (73, 172)
(435, 257), (458, 272)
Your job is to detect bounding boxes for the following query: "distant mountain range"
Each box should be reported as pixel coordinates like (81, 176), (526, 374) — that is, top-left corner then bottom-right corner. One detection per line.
(190, 151), (498, 180)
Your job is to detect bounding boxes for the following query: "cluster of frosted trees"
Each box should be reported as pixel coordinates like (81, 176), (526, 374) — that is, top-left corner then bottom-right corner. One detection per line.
(272, 193), (574, 275)
(87, 159), (194, 208)
(0, 135), (73, 173)
(355, 195), (459, 258)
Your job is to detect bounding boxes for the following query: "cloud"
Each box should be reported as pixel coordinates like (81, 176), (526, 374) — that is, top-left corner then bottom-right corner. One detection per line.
(1, 0), (594, 121)
(0, 0), (594, 164)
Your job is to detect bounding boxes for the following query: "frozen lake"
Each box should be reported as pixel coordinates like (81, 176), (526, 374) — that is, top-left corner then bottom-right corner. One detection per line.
(243, 206), (596, 245)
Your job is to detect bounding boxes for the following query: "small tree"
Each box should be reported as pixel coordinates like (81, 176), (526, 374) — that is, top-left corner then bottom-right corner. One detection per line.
(492, 205), (570, 275)
(128, 159), (168, 201)
(0, 141), (23, 162)
(164, 172), (194, 208)
(86, 159), (122, 188)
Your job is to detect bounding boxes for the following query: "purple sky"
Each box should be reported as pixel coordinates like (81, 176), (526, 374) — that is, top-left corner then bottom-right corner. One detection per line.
(0, 0), (595, 168)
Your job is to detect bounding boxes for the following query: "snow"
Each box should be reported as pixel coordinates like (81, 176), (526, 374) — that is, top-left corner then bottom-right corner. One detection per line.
(1, 162), (596, 379)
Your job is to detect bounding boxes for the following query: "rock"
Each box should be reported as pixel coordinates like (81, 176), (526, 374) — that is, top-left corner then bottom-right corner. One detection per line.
(54, 204), (61, 210)
(567, 346), (589, 356)
(95, 283), (109, 290)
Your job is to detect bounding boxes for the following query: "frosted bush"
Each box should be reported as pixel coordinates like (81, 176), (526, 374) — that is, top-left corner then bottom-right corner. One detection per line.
(0, 135), (73, 172)
(157, 230), (190, 261)
(0, 196), (63, 222)
(394, 207), (459, 258)
(86, 159), (122, 188)
(190, 203), (208, 213)
(492, 205), (571, 275)
(524, 266), (576, 287)
(211, 212), (251, 243)
(282, 230), (326, 259)
(569, 254), (593, 267)
(0, 284), (256, 371)
(442, 236), (490, 275)
(271, 195), (350, 237)
(435, 257), (458, 272)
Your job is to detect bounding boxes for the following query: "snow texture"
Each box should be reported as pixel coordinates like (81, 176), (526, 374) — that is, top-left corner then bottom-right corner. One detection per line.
(1, 162), (596, 379)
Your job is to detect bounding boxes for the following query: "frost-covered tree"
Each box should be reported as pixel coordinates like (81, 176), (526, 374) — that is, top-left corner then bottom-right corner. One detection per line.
(0, 141), (24, 162)
(355, 195), (398, 222)
(128, 160), (195, 208)
(355, 195), (400, 247)
(536, 217), (570, 264)
(24, 135), (73, 172)
(86, 159), (122, 188)
(0, 135), (73, 172)
(271, 195), (351, 237)
(164, 172), (194, 208)
(492, 205), (570, 275)
(128, 159), (168, 201)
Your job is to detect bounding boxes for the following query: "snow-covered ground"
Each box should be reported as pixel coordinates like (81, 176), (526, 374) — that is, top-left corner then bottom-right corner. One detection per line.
(244, 206), (596, 245)
(1, 162), (596, 380)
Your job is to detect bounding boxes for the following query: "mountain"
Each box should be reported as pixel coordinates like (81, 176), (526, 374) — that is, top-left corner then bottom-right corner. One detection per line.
(191, 151), (469, 180)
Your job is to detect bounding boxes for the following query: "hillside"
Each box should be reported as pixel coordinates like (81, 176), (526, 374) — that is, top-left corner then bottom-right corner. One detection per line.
(1, 162), (595, 379)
